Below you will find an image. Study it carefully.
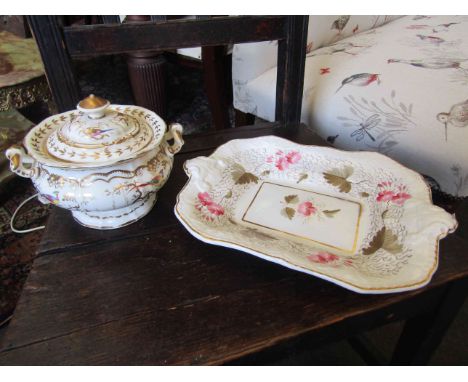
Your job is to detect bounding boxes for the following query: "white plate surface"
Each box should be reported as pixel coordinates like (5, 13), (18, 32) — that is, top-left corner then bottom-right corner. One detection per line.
(175, 136), (457, 294)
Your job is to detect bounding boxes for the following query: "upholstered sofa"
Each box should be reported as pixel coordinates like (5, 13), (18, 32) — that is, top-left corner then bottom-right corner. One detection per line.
(232, 15), (468, 197)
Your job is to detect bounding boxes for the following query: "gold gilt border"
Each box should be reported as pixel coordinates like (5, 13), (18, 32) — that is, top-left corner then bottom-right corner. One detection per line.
(241, 181), (362, 254)
(174, 136), (458, 293)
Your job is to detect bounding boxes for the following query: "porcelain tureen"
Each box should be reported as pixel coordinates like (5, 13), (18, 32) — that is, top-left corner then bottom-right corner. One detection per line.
(6, 95), (184, 229)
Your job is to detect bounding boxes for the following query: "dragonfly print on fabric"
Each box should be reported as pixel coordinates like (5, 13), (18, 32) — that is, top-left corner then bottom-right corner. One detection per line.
(337, 90), (416, 154)
(437, 99), (468, 141)
(335, 73), (380, 93)
(349, 114), (381, 142)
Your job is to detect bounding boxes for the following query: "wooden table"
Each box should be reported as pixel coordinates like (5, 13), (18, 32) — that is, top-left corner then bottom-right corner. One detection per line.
(0, 124), (467, 365)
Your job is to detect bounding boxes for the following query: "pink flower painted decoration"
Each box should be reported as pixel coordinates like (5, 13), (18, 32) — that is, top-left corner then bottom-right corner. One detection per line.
(297, 201), (316, 216)
(307, 252), (339, 264)
(376, 182), (411, 206)
(196, 192), (224, 218)
(275, 156), (289, 171)
(207, 203), (225, 216)
(285, 150), (301, 164)
(198, 192), (213, 206)
(270, 150), (302, 171)
(376, 190), (395, 202)
(378, 181), (392, 188)
(392, 192), (411, 206)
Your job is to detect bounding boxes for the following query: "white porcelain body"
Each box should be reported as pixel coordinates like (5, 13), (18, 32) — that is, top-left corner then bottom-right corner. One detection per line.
(6, 123), (183, 229)
(175, 136), (458, 294)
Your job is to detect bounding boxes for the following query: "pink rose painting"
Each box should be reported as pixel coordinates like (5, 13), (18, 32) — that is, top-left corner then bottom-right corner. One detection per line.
(297, 201), (317, 217)
(280, 194), (340, 221)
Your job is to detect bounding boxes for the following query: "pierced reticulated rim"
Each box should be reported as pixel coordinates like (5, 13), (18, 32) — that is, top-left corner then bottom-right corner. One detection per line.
(174, 135), (458, 294)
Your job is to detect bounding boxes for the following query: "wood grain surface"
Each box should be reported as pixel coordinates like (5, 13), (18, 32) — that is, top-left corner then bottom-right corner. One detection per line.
(0, 124), (467, 365)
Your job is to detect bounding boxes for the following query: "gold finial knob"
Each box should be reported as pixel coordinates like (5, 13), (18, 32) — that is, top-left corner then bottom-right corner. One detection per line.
(78, 94), (109, 109)
(77, 95), (110, 119)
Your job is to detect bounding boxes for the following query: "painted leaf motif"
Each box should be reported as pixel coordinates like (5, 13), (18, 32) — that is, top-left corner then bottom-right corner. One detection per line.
(236, 172), (259, 185)
(260, 170), (270, 177)
(231, 163), (246, 181)
(323, 166), (353, 193)
(382, 229), (403, 254)
(281, 207), (296, 220)
(323, 209), (341, 217)
(297, 173), (308, 184)
(224, 190), (232, 198)
(284, 194), (299, 204)
(360, 192), (370, 197)
(363, 227), (402, 255)
(363, 227), (386, 255)
(231, 163), (259, 185)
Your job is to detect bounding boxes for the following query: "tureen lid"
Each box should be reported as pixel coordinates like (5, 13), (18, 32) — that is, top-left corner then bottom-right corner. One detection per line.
(24, 95), (166, 168)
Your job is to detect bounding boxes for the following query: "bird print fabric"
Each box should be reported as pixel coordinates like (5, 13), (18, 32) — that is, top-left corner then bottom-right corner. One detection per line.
(231, 15), (468, 196)
(437, 100), (468, 141)
(335, 73), (380, 93)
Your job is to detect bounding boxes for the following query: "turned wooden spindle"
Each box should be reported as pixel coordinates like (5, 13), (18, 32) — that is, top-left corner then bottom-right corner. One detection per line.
(125, 15), (167, 118)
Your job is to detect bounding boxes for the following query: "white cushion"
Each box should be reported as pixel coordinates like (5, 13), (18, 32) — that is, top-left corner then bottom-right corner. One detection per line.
(233, 15), (468, 196)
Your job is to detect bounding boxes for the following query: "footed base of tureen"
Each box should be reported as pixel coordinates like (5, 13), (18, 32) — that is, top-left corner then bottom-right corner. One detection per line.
(72, 193), (157, 230)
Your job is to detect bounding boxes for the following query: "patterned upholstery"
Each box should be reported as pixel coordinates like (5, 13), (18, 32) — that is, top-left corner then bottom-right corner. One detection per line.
(233, 15), (468, 197)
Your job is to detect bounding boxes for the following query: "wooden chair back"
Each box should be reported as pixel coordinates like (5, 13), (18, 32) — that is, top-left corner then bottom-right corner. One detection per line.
(27, 16), (308, 127)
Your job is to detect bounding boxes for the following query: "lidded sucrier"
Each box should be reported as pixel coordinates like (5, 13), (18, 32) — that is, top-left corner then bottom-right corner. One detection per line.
(6, 95), (184, 229)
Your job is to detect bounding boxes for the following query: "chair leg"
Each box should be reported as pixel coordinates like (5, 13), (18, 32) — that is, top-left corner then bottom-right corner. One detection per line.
(390, 278), (468, 365)
(202, 46), (231, 130)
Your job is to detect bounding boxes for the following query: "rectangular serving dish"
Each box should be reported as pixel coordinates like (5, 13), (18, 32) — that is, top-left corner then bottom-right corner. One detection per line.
(175, 136), (457, 294)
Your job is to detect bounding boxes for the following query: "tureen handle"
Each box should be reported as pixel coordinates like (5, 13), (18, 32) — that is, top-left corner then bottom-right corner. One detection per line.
(5, 145), (38, 179)
(164, 123), (184, 156)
